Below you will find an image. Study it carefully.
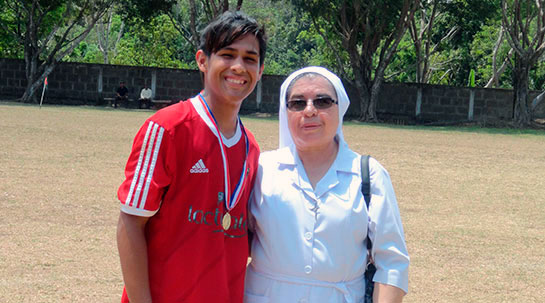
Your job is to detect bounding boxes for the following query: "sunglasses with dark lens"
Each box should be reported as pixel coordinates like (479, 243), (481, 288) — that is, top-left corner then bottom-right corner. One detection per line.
(286, 97), (338, 111)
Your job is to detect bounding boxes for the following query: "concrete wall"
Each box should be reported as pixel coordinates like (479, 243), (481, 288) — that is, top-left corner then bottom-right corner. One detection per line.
(2, 58), (544, 121)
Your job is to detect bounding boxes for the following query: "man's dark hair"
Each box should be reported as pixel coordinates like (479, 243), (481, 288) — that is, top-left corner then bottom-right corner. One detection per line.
(199, 11), (267, 66)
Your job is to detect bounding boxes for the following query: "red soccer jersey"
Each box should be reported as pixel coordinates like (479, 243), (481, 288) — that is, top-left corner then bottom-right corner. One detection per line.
(118, 96), (260, 303)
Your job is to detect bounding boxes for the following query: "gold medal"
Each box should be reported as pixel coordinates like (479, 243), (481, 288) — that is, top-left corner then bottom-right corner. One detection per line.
(222, 213), (231, 230)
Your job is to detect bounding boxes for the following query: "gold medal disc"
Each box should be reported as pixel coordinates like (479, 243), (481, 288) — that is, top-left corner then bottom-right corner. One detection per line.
(222, 213), (231, 230)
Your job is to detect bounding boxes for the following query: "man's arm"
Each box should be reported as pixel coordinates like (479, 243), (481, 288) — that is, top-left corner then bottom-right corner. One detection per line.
(373, 283), (406, 303)
(117, 211), (152, 303)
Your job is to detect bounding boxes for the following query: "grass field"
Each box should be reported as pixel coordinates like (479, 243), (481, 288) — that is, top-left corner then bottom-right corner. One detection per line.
(1, 102), (544, 302)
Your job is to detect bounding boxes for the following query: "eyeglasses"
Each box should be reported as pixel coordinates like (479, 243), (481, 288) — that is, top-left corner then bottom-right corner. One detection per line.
(286, 97), (338, 111)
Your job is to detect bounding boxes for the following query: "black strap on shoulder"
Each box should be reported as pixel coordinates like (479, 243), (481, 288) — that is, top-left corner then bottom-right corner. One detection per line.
(361, 155), (372, 250)
(361, 155), (371, 208)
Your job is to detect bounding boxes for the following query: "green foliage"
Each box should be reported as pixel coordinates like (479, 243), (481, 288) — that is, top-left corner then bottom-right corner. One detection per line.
(468, 69), (475, 87)
(0, 0), (15, 56)
(4, 0), (545, 95)
(385, 34), (416, 83)
(112, 15), (192, 68)
(437, 0), (500, 46)
(0, 8), (23, 58)
(243, 0), (326, 75)
(529, 59), (545, 91)
(387, 0), (504, 86)
(65, 41), (103, 63)
(117, 0), (176, 23)
(289, 0), (411, 81)
(433, 0), (501, 86)
(470, 22), (512, 88)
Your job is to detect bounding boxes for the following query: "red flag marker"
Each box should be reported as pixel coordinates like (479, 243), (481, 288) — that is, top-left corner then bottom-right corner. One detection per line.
(40, 77), (48, 108)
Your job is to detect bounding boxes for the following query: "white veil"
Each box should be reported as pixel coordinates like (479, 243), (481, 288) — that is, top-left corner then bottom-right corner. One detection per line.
(278, 66), (350, 149)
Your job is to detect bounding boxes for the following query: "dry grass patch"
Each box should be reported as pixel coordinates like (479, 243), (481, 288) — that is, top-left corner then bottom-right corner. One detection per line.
(1, 103), (544, 302)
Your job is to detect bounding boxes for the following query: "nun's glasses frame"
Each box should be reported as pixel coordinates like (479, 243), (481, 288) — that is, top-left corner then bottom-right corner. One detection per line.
(286, 97), (338, 111)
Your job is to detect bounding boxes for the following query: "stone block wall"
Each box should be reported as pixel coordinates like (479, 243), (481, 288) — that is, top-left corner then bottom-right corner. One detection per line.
(47, 63), (102, 104)
(376, 83), (419, 120)
(420, 85), (471, 121)
(2, 58), (544, 121)
(241, 74), (285, 113)
(1, 59), (26, 98)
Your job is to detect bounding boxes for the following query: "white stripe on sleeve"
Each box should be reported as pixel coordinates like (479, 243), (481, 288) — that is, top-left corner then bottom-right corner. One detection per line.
(125, 121), (154, 207)
(139, 126), (164, 210)
(133, 123), (159, 209)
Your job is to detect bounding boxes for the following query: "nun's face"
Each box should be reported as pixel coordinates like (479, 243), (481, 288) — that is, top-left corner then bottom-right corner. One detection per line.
(286, 75), (339, 152)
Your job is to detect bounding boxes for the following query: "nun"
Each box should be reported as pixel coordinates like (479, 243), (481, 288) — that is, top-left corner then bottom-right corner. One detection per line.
(245, 66), (410, 303)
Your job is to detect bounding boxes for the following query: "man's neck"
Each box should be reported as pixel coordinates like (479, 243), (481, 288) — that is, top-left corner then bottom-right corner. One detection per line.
(203, 92), (240, 138)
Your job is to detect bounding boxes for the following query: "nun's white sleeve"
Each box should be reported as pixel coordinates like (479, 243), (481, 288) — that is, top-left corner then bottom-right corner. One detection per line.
(367, 157), (410, 294)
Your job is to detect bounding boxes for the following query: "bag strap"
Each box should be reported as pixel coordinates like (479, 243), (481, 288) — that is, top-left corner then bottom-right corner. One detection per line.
(361, 155), (372, 250)
(361, 155), (371, 208)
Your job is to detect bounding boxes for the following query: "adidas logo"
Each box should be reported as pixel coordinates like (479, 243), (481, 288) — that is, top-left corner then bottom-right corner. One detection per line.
(190, 159), (209, 173)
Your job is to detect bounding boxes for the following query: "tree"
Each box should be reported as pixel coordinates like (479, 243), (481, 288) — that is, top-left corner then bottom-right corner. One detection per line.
(120, 0), (243, 54)
(430, 0), (500, 86)
(111, 14), (190, 68)
(0, 0), (112, 102)
(0, 7), (24, 58)
(66, 0), (320, 71)
(483, 25), (514, 88)
(501, 0), (545, 125)
(95, 5), (125, 64)
(169, 0), (243, 51)
(467, 18), (516, 89)
(388, 0), (500, 87)
(407, 0), (460, 84)
(292, 0), (418, 121)
(243, 0), (323, 75)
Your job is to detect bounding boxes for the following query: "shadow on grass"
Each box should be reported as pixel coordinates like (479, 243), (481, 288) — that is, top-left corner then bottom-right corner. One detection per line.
(241, 112), (545, 137)
(0, 100), (154, 113)
(3, 101), (543, 137)
(343, 120), (545, 136)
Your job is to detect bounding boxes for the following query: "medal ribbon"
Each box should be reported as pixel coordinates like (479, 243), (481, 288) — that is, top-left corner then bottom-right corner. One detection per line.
(198, 93), (249, 211)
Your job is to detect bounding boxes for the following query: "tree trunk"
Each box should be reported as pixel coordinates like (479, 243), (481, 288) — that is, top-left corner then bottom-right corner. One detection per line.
(367, 79), (383, 122)
(21, 59), (56, 104)
(23, 40), (39, 103)
(13, 0), (111, 103)
(531, 91), (545, 111)
(189, 0), (200, 50)
(512, 56), (531, 125)
(354, 75), (371, 121)
(21, 79), (41, 103)
(351, 57), (373, 121)
(354, 66), (384, 122)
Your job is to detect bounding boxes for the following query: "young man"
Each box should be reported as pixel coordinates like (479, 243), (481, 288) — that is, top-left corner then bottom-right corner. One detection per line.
(116, 11), (266, 303)
(115, 81), (129, 108)
(138, 85), (152, 109)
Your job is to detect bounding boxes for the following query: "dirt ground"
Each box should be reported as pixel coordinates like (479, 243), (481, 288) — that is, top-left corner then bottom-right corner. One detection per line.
(0, 103), (544, 302)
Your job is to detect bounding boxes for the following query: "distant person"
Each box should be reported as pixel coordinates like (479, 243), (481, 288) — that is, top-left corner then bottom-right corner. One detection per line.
(116, 11), (267, 303)
(244, 66), (410, 302)
(115, 81), (129, 108)
(139, 86), (152, 109)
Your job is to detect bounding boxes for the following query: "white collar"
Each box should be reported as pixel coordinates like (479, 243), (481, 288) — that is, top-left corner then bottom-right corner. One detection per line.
(276, 141), (359, 175)
(190, 96), (242, 147)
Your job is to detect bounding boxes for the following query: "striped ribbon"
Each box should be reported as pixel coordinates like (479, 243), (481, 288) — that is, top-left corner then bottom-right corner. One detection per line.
(198, 93), (249, 211)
